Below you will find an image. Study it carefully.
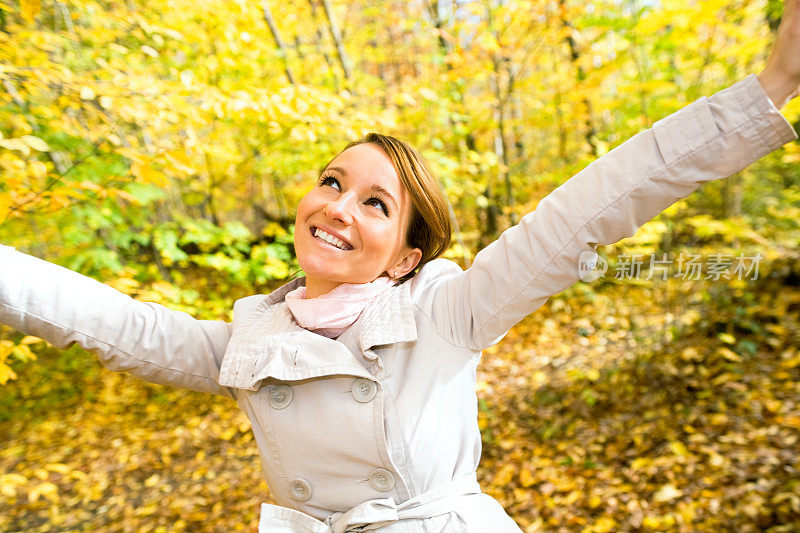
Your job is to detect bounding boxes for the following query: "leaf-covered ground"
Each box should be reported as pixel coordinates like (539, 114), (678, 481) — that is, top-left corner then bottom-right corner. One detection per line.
(478, 262), (800, 532)
(1, 261), (799, 532)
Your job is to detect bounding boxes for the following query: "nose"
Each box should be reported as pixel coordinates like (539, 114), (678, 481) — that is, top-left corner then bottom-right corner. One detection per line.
(323, 193), (355, 225)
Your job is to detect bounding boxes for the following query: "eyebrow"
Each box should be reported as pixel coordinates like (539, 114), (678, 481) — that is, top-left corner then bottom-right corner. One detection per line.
(324, 166), (399, 210)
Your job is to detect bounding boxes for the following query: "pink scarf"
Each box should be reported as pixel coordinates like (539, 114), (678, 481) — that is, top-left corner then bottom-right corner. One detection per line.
(285, 276), (396, 338)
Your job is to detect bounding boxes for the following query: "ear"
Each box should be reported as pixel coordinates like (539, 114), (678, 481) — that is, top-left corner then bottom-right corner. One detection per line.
(390, 248), (422, 279)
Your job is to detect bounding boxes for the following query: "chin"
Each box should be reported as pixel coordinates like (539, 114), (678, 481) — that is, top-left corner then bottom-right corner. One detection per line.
(297, 255), (343, 281)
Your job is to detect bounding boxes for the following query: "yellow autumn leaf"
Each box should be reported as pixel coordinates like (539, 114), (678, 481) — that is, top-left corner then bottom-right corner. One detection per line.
(0, 362), (18, 385)
(28, 161), (47, 179)
(45, 463), (71, 474)
(418, 87), (438, 101)
(653, 484), (682, 503)
(519, 465), (536, 487)
(763, 399), (781, 413)
(164, 150), (197, 175)
(78, 181), (104, 192)
(710, 413), (730, 426)
(115, 147), (144, 163)
(0, 340), (13, 358)
(493, 463), (516, 486)
(131, 160), (167, 186)
(28, 481), (59, 503)
(0, 138), (31, 156)
(106, 276), (140, 294)
(716, 347), (741, 362)
(79, 86), (96, 100)
(643, 513), (677, 528)
(21, 135), (49, 152)
(0, 194), (10, 225)
(150, 281), (179, 300)
(11, 343), (36, 362)
(136, 502), (158, 516)
(20, 0), (40, 24)
(779, 350), (800, 369)
(588, 495), (603, 509)
(0, 473), (27, 485)
(669, 441), (690, 457)
(220, 427), (238, 441)
(589, 516), (617, 533)
(0, 473), (27, 498)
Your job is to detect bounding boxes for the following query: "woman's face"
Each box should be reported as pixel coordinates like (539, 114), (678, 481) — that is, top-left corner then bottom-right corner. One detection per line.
(294, 143), (422, 298)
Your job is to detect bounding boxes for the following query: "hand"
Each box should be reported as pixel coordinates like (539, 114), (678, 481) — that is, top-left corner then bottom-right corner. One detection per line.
(759, 0), (800, 109)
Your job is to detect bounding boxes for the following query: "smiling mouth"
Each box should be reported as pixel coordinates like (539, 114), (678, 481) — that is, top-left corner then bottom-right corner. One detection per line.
(311, 227), (354, 250)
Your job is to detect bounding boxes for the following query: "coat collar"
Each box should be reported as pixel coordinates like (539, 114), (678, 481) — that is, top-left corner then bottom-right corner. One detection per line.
(218, 276), (418, 390)
(261, 276), (418, 348)
(352, 278), (417, 354)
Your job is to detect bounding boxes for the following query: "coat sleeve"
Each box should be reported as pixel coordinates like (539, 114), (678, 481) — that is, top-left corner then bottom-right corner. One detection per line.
(0, 245), (234, 397)
(415, 74), (798, 351)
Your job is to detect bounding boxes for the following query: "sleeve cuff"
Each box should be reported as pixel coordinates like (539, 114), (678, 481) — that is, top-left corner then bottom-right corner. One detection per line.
(731, 73), (798, 148)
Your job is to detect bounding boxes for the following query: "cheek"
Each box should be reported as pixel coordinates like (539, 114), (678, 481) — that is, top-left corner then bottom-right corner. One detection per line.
(294, 197), (315, 252)
(296, 193), (314, 220)
(361, 221), (402, 259)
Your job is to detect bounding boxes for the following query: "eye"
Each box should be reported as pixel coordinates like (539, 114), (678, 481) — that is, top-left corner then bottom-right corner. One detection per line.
(318, 175), (341, 190)
(365, 197), (389, 216)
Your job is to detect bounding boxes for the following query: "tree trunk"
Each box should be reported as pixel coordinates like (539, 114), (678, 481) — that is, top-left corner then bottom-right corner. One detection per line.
(307, 0), (337, 86)
(511, 91), (525, 162)
(319, 0), (352, 81)
(486, 0), (517, 225)
(558, 0), (599, 157)
(628, 0), (650, 125)
(482, 185), (499, 246)
(723, 173), (743, 217)
(490, 56), (516, 225)
(149, 239), (175, 284)
(293, 34), (305, 60)
(424, 0), (484, 245)
(55, 1), (74, 34)
(261, 0), (296, 85)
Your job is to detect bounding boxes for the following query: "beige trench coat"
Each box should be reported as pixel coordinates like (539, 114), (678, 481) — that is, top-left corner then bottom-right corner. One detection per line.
(0, 75), (796, 532)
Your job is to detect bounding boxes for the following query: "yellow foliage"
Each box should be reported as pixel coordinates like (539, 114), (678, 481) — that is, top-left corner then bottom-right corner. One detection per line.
(1, 0), (799, 530)
(28, 481), (59, 503)
(19, 0), (40, 25)
(493, 463), (517, 486)
(0, 194), (9, 225)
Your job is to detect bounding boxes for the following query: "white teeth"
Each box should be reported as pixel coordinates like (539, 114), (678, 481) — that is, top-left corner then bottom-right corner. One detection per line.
(314, 228), (349, 250)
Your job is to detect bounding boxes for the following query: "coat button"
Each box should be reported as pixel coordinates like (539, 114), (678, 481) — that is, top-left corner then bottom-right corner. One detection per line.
(351, 377), (377, 403)
(289, 478), (312, 502)
(368, 468), (395, 492)
(268, 384), (292, 409)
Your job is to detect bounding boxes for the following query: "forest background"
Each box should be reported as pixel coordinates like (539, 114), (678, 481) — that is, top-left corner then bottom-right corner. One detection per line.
(1, 0), (799, 531)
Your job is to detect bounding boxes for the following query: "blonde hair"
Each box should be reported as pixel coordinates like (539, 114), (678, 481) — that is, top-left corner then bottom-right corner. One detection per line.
(331, 133), (452, 281)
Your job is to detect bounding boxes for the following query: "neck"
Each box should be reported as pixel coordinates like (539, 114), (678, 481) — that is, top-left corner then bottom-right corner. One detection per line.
(304, 277), (343, 299)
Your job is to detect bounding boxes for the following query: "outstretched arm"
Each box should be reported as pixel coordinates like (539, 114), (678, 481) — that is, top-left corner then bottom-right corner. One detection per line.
(415, 6), (800, 351)
(0, 245), (233, 397)
(758, 0), (800, 109)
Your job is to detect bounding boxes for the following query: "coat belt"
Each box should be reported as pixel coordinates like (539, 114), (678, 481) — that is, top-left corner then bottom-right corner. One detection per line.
(258, 474), (481, 533)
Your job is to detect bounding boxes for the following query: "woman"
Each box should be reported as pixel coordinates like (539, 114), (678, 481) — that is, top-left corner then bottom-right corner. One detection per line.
(2, 3), (799, 531)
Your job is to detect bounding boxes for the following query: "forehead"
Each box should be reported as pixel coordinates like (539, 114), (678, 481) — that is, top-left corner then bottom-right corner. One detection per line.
(326, 144), (402, 193)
